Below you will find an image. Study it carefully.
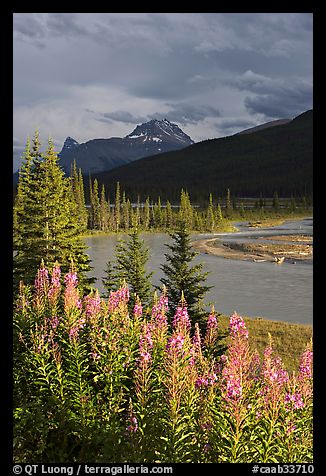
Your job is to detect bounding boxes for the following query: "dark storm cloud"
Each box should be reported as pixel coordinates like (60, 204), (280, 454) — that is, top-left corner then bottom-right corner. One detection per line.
(149, 104), (221, 125)
(95, 111), (148, 125)
(95, 104), (221, 127)
(215, 118), (257, 134)
(244, 89), (312, 119)
(231, 70), (313, 119)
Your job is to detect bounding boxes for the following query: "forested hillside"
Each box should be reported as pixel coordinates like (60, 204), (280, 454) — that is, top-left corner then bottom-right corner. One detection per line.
(92, 110), (312, 202)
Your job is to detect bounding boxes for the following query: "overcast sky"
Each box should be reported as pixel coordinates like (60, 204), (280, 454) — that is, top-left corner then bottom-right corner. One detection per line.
(13, 12), (313, 171)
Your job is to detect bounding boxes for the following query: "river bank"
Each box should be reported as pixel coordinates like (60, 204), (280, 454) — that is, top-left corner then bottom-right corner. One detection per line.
(191, 217), (313, 263)
(192, 235), (313, 263)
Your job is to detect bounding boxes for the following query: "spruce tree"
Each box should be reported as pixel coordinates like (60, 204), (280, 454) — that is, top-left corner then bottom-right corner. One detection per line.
(216, 203), (223, 225)
(143, 197), (151, 230)
(70, 161), (88, 231)
(102, 260), (120, 297)
(14, 137), (32, 249)
(13, 134), (94, 291)
(115, 182), (121, 231)
(160, 220), (211, 327)
(179, 189), (193, 229)
(91, 179), (101, 229)
(122, 191), (130, 230)
(226, 188), (231, 211)
(166, 200), (173, 229)
(206, 193), (215, 231)
(272, 191), (280, 210)
(112, 228), (153, 309)
(100, 184), (109, 231)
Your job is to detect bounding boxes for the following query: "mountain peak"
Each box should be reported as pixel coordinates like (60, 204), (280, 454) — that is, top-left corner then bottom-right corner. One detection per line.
(126, 118), (194, 145)
(62, 136), (79, 149)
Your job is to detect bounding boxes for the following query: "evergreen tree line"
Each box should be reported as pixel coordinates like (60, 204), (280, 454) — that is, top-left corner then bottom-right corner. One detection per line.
(79, 172), (312, 234)
(86, 178), (228, 233)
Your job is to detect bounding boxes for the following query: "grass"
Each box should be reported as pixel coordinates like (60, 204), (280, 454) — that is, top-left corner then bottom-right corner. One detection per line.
(218, 314), (312, 374)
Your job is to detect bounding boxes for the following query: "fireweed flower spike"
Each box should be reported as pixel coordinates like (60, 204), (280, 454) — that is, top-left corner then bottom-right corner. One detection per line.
(229, 311), (249, 339)
(138, 323), (153, 367)
(204, 305), (219, 350)
(133, 296), (143, 319)
(34, 261), (49, 311)
(34, 260), (49, 295)
(260, 335), (289, 416)
(108, 283), (130, 312)
(190, 322), (203, 366)
(297, 340), (313, 402)
(126, 415), (138, 433)
(221, 313), (252, 410)
(172, 295), (191, 333)
(84, 290), (102, 320)
(64, 270), (82, 313)
(48, 263), (61, 306)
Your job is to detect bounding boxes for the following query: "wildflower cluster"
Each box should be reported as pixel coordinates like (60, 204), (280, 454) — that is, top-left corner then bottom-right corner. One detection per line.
(13, 264), (313, 464)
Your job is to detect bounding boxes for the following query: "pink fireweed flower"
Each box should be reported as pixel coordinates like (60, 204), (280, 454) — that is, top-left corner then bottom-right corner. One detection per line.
(286, 423), (297, 435)
(297, 342), (313, 401)
(285, 392), (304, 411)
(151, 295), (169, 331)
(84, 291), (102, 320)
(34, 264), (49, 296)
(49, 315), (60, 330)
(68, 317), (86, 341)
(195, 371), (218, 389)
(64, 270), (82, 313)
(229, 312), (249, 339)
(166, 333), (186, 356)
(221, 314), (253, 409)
(172, 304), (191, 332)
(222, 368), (243, 400)
(260, 343), (289, 413)
(48, 264), (61, 304)
(207, 311), (218, 331)
(64, 271), (78, 288)
(108, 285), (130, 312)
(138, 323), (153, 366)
(204, 307), (219, 348)
(152, 294), (168, 319)
(299, 343), (313, 380)
(91, 351), (100, 361)
(126, 415), (138, 433)
(133, 299), (143, 318)
(220, 354), (228, 363)
(190, 322), (202, 365)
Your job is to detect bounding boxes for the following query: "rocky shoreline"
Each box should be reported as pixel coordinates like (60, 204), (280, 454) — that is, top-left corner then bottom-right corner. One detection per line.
(191, 234), (313, 263)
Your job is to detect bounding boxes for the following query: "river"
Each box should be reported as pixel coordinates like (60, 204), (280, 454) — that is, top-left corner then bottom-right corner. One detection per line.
(84, 217), (313, 325)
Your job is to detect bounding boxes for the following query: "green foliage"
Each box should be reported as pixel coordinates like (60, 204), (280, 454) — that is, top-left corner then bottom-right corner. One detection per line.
(13, 133), (94, 291)
(14, 265), (313, 463)
(160, 221), (211, 327)
(103, 228), (153, 309)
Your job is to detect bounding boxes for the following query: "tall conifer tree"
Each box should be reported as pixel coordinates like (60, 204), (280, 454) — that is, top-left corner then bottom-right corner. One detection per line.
(13, 134), (93, 290)
(113, 228), (153, 309)
(115, 182), (121, 231)
(160, 220), (211, 327)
